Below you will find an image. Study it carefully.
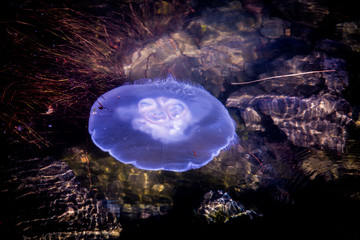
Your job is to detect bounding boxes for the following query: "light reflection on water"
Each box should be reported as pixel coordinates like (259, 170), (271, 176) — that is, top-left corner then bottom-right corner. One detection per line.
(59, 1), (359, 226)
(2, 0), (360, 239)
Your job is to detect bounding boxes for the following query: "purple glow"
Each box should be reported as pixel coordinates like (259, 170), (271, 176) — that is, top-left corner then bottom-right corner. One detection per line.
(89, 77), (236, 172)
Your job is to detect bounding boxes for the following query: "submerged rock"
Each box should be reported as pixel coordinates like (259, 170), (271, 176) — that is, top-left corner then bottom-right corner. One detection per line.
(0, 157), (121, 239)
(227, 94), (352, 153)
(227, 52), (352, 153)
(260, 18), (286, 39)
(196, 190), (260, 223)
(271, 0), (329, 27)
(121, 1), (265, 97)
(336, 21), (360, 53)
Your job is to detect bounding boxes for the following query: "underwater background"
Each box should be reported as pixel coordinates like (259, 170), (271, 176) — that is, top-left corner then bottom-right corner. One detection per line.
(1, 0), (360, 239)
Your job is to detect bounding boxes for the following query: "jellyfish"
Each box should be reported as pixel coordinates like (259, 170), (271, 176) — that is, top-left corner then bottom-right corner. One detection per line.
(88, 77), (236, 172)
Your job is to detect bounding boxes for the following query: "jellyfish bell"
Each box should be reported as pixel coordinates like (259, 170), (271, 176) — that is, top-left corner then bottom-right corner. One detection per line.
(88, 77), (237, 172)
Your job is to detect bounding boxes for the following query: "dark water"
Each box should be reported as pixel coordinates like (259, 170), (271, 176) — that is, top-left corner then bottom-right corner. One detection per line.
(1, 0), (360, 239)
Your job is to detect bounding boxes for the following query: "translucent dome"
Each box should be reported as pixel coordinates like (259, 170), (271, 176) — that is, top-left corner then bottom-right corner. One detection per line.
(89, 77), (236, 171)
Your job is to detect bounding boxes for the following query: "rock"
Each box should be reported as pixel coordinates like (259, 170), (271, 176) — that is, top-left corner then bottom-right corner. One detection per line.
(260, 18), (286, 39)
(227, 50), (352, 153)
(227, 94), (352, 153)
(250, 52), (349, 96)
(196, 190), (260, 223)
(62, 146), (179, 222)
(0, 157), (121, 239)
(122, 1), (265, 97)
(271, 0), (329, 27)
(336, 21), (360, 53)
(123, 31), (200, 80)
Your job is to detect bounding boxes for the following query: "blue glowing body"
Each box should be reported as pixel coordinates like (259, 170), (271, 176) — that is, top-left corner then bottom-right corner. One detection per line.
(89, 78), (236, 172)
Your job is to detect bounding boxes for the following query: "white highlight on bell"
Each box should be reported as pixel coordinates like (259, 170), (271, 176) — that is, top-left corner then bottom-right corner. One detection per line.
(132, 97), (192, 143)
